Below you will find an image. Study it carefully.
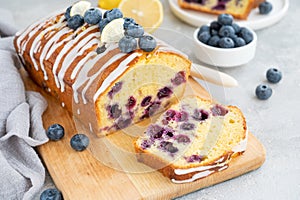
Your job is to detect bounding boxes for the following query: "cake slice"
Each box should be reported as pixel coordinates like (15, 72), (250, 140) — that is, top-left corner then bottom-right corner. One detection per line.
(178, 0), (258, 20)
(134, 96), (247, 183)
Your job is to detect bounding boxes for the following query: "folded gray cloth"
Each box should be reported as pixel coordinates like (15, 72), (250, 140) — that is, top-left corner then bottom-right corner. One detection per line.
(0, 9), (49, 200)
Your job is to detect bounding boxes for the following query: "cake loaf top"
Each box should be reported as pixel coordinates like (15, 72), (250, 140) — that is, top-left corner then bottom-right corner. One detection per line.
(14, 8), (189, 105)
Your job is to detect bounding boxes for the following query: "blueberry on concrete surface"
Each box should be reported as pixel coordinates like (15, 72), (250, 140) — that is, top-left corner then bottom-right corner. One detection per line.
(70, 134), (90, 151)
(255, 84), (272, 100)
(266, 68), (282, 83)
(40, 188), (63, 200)
(46, 124), (65, 141)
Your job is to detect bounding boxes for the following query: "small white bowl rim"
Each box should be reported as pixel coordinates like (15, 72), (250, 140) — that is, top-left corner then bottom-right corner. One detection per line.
(193, 26), (257, 52)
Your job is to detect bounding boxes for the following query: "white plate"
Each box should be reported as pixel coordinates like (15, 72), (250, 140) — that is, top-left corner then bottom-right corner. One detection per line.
(168, 0), (289, 30)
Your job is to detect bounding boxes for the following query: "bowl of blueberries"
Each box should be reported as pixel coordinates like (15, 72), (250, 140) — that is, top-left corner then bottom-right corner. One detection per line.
(193, 14), (257, 67)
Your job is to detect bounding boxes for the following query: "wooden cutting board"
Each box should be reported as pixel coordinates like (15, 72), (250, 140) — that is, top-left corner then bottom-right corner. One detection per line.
(21, 69), (266, 200)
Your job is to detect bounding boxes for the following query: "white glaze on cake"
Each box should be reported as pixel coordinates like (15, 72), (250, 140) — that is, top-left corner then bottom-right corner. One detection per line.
(16, 12), (186, 107)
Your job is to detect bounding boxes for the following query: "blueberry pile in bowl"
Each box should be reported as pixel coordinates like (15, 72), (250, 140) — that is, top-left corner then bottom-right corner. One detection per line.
(197, 14), (253, 49)
(193, 13), (257, 67)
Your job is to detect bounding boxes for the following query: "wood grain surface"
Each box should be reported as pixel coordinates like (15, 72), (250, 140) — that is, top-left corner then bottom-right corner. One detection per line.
(21, 68), (266, 200)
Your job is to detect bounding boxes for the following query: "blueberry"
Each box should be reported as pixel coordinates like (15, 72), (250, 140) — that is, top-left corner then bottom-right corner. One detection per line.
(210, 21), (221, 31)
(46, 124), (64, 141)
(70, 134), (90, 151)
(233, 37), (246, 47)
(141, 96), (152, 107)
(99, 18), (110, 32)
(157, 87), (173, 99)
(211, 105), (228, 116)
(65, 6), (72, 20)
(127, 96), (136, 109)
(192, 109), (209, 121)
(208, 35), (220, 47)
(108, 104), (122, 119)
(84, 8), (102, 25)
(180, 122), (195, 130)
(217, 14), (233, 25)
(105, 8), (123, 22)
(161, 141), (178, 153)
(198, 25), (210, 37)
(67, 14), (84, 30)
(259, 1), (273, 15)
(239, 27), (253, 44)
(138, 35), (157, 52)
(171, 71), (186, 85)
(219, 25), (235, 37)
(255, 84), (272, 100)
(118, 36), (137, 53)
(266, 68), (282, 83)
(232, 23), (241, 33)
(125, 23), (144, 38)
(116, 118), (132, 129)
(210, 29), (219, 36)
(96, 45), (107, 54)
(176, 135), (190, 143)
(40, 188), (63, 200)
(218, 37), (235, 48)
(198, 31), (211, 44)
(123, 17), (136, 29)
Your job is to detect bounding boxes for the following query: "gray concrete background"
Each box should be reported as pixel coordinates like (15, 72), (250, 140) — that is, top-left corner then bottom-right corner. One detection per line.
(1, 0), (299, 199)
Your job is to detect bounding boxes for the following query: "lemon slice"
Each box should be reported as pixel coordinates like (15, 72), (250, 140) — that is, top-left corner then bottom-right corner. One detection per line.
(101, 18), (125, 43)
(99, 0), (122, 10)
(70, 1), (92, 17)
(118, 0), (163, 33)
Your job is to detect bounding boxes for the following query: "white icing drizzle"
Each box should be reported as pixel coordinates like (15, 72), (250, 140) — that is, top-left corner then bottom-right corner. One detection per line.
(172, 170), (214, 184)
(39, 27), (71, 80)
(52, 25), (99, 88)
(29, 17), (66, 71)
(93, 52), (142, 102)
(47, 88), (51, 92)
(70, 51), (97, 80)
(89, 123), (93, 133)
(71, 43), (120, 104)
(77, 109), (80, 115)
(80, 52), (126, 104)
(61, 102), (65, 107)
(58, 34), (100, 92)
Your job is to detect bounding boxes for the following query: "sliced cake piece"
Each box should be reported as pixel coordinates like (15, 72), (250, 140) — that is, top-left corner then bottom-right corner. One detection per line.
(134, 96), (247, 183)
(178, 0), (257, 20)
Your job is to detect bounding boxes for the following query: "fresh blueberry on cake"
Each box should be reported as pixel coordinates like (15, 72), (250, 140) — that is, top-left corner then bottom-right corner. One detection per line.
(135, 96), (247, 183)
(178, 0), (265, 19)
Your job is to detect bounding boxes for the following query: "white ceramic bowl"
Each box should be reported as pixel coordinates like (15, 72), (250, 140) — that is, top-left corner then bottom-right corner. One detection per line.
(193, 27), (257, 67)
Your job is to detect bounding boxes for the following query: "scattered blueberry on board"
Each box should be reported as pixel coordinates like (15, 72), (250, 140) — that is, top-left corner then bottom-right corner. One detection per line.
(197, 14), (253, 48)
(40, 188), (63, 200)
(266, 68), (282, 83)
(259, 1), (273, 15)
(70, 134), (90, 151)
(46, 124), (65, 141)
(255, 84), (272, 100)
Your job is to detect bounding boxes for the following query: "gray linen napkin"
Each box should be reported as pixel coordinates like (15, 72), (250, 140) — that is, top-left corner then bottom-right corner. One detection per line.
(0, 9), (49, 200)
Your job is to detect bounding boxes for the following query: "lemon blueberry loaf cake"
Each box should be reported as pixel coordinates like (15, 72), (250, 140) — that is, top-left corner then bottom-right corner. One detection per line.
(178, 0), (264, 19)
(14, 1), (191, 136)
(134, 96), (247, 183)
